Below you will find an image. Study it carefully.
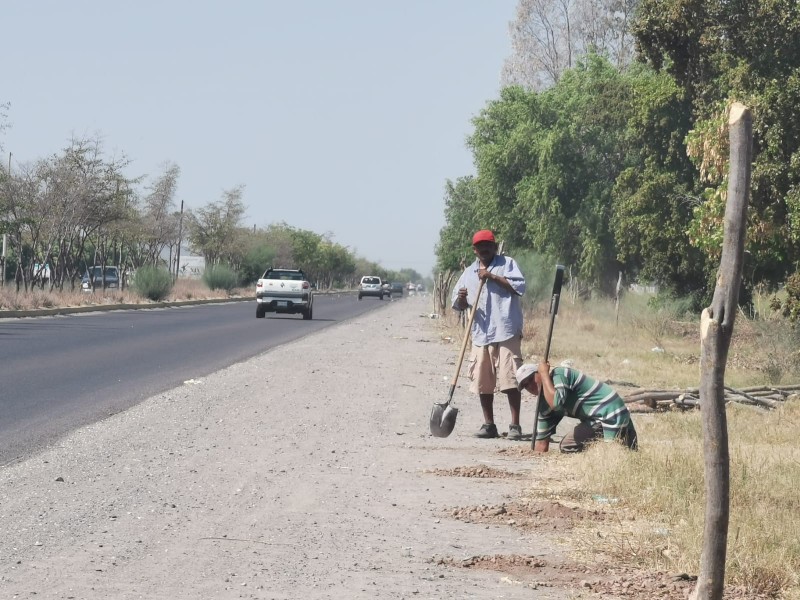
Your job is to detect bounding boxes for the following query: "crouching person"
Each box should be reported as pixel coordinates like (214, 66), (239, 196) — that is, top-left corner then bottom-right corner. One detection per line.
(516, 361), (638, 453)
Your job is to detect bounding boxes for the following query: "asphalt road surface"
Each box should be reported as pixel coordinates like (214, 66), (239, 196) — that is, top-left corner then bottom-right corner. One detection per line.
(0, 293), (391, 465)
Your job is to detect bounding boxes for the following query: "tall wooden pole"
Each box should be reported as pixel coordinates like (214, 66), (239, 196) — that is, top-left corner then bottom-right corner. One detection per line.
(2, 153), (10, 287)
(175, 200), (184, 282)
(692, 102), (752, 600)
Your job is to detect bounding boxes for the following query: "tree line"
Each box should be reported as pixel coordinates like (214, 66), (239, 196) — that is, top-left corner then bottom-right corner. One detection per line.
(436, 0), (800, 316)
(0, 135), (423, 292)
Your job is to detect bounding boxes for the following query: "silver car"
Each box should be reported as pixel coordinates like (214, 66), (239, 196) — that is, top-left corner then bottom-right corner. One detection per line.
(358, 276), (384, 300)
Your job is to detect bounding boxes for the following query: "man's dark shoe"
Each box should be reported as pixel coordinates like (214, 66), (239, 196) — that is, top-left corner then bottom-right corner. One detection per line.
(474, 423), (499, 439)
(507, 424), (523, 441)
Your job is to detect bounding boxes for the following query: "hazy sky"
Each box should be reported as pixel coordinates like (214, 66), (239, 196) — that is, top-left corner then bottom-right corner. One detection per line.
(2, 1), (517, 276)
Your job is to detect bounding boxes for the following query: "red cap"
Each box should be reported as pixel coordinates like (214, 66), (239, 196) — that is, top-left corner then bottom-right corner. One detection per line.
(472, 230), (495, 245)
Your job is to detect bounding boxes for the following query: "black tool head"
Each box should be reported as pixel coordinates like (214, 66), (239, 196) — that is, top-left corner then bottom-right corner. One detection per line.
(429, 402), (459, 437)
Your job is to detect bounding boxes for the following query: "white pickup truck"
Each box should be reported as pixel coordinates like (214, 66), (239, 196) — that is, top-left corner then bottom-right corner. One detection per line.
(255, 268), (314, 320)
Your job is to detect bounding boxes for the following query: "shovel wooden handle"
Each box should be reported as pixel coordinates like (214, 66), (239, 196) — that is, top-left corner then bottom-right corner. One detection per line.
(446, 275), (487, 404)
(531, 265), (565, 450)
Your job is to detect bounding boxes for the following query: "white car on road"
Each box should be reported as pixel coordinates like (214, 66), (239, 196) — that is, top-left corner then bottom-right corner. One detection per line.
(255, 268), (314, 319)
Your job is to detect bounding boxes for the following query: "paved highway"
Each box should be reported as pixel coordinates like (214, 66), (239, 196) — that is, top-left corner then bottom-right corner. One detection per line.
(0, 293), (390, 465)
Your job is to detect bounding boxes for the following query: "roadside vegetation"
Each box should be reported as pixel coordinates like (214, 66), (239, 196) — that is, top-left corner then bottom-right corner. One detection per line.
(570, 403), (800, 599)
(0, 137), (426, 294)
(442, 289), (799, 598)
(202, 264), (239, 293)
(131, 266), (176, 302)
(0, 278), (245, 312)
(435, 1), (800, 326)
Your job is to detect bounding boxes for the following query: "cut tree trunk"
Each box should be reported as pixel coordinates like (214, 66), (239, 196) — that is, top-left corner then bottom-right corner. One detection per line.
(691, 102), (752, 600)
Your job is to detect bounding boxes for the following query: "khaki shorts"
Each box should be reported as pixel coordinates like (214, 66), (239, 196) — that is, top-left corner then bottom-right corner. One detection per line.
(467, 335), (523, 394)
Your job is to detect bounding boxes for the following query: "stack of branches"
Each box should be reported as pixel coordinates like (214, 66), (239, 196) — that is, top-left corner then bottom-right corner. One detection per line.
(622, 384), (800, 412)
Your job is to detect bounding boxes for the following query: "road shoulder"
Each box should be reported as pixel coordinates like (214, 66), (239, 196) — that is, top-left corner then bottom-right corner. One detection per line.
(0, 295), (579, 599)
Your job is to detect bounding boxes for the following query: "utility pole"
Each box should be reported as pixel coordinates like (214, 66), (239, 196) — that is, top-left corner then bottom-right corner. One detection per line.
(1, 153), (11, 287)
(1, 233), (6, 288)
(175, 200), (184, 282)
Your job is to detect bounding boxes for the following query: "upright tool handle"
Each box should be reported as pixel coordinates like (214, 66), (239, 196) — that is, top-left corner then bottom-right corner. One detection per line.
(531, 265), (565, 450)
(447, 276), (486, 401)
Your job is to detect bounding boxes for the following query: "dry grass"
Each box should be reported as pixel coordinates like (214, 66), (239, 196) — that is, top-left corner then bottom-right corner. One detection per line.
(0, 279), (248, 311)
(515, 294), (798, 389)
(440, 292), (800, 597)
(567, 401), (800, 598)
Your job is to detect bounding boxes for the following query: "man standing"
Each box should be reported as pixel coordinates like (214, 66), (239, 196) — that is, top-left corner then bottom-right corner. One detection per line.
(516, 361), (638, 452)
(452, 230), (526, 440)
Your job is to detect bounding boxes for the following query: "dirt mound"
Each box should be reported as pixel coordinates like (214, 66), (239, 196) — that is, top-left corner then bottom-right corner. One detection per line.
(444, 498), (605, 531)
(426, 464), (522, 478)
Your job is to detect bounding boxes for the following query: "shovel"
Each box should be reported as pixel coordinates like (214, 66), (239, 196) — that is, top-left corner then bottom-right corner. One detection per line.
(429, 275), (487, 437)
(530, 265), (565, 450)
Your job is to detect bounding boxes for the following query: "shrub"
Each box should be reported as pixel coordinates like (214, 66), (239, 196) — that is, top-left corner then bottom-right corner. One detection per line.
(240, 245), (276, 285)
(772, 272), (800, 325)
(202, 264), (239, 292)
(132, 266), (173, 301)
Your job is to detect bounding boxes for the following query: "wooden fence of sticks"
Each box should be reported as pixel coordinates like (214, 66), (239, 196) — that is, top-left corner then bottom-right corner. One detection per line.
(622, 384), (800, 412)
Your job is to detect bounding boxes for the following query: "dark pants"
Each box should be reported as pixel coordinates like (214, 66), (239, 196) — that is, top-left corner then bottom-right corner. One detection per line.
(559, 421), (638, 453)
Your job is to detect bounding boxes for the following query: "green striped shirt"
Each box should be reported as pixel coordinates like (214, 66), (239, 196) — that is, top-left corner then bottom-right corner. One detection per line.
(536, 367), (631, 441)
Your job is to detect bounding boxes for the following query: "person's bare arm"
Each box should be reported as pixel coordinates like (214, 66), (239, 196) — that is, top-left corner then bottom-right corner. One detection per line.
(533, 366), (555, 453)
(538, 361), (556, 409)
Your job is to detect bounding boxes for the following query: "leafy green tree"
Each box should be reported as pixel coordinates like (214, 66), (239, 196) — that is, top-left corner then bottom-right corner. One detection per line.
(468, 55), (634, 291)
(260, 223), (296, 268)
(610, 65), (708, 295)
(289, 228), (323, 278)
(239, 232), (277, 284)
(635, 0), (800, 289)
(242, 223), (357, 289)
(435, 177), (486, 272)
(613, 162), (707, 294)
(316, 241), (355, 289)
(771, 272), (800, 324)
(467, 85), (548, 252)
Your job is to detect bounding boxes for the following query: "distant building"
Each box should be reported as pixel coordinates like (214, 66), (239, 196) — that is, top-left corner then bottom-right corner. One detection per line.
(34, 263), (52, 281)
(629, 283), (659, 294)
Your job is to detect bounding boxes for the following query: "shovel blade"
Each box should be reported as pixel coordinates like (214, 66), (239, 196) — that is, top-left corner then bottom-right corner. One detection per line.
(429, 402), (459, 437)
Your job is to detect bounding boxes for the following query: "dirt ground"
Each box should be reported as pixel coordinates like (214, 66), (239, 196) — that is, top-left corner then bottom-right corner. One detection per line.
(1, 296), (703, 599)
